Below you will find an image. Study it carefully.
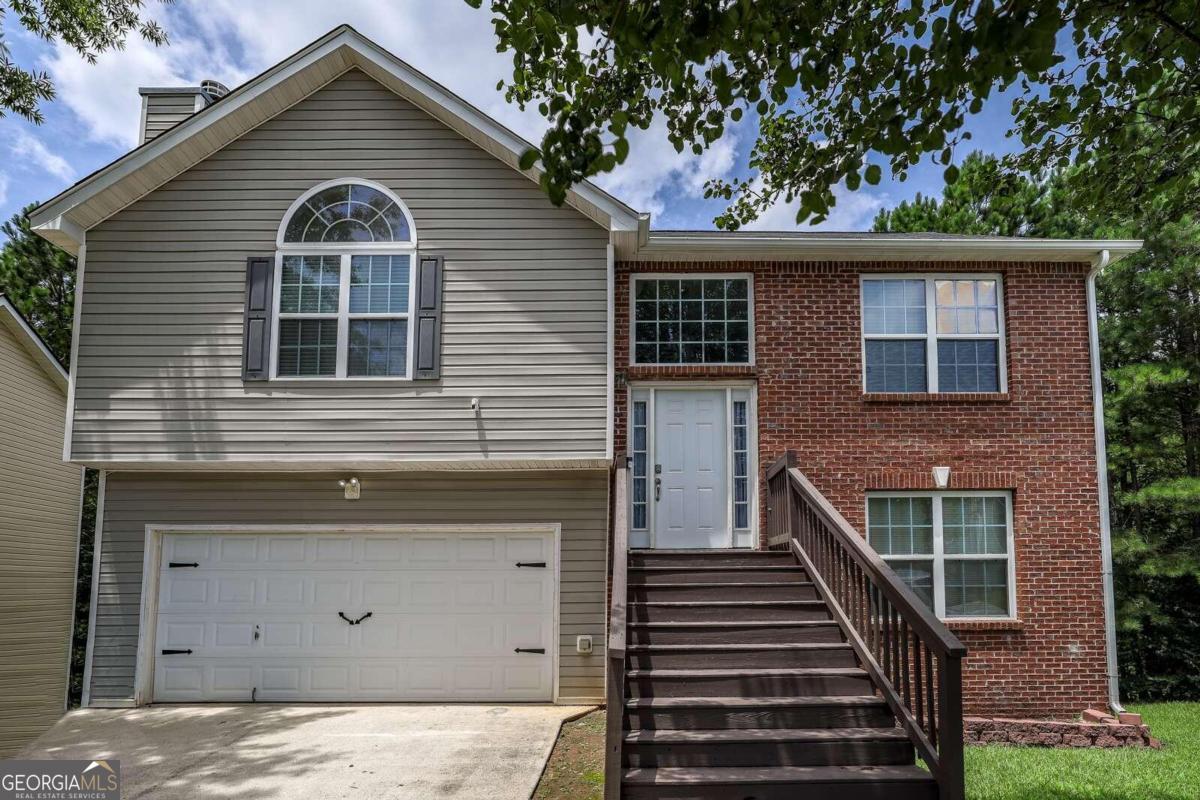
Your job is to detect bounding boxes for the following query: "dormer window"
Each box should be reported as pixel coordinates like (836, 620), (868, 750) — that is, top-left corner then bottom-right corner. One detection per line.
(273, 179), (418, 379)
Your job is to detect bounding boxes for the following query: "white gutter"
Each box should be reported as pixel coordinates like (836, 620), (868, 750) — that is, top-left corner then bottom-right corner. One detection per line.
(1087, 248), (1123, 714)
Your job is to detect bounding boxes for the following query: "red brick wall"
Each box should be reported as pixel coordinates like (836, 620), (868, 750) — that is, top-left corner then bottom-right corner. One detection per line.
(613, 259), (1109, 719)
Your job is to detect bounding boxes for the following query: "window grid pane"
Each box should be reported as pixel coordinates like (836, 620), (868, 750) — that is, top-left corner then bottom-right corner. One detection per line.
(862, 279), (927, 334)
(280, 255), (340, 314)
(631, 401), (648, 530)
(865, 340), (927, 393)
(277, 319), (338, 376)
(347, 319), (408, 377)
(633, 278), (750, 364)
(867, 497), (933, 556)
(350, 255), (411, 314)
(935, 279), (999, 334)
(937, 339), (999, 393)
(733, 400), (749, 529)
(943, 496), (1008, 554)
(945, 559), (1009, 617)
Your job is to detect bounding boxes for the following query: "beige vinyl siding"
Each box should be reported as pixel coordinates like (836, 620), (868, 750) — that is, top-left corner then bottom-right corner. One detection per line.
(89, 470), (608, 704)
(142, 93), (197, 142)
(78, 69), (610, 466)
(0, 326), (80, 756)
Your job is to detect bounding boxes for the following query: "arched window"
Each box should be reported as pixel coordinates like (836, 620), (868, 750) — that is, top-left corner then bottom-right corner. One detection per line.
(273, 179), (417, 379)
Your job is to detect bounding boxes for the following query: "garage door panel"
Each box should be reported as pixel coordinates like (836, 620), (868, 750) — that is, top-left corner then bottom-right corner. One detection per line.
(153, 530), (556, 702)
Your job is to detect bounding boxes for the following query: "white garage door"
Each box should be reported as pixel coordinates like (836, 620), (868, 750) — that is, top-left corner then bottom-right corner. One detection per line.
(151, 529), (555, 702)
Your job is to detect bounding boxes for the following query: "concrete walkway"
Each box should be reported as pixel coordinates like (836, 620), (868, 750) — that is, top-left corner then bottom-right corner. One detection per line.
(20, 704), (593, 799)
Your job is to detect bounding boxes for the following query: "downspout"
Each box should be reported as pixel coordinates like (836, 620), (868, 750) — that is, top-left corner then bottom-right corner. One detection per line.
(1087, 248), (1124, 714)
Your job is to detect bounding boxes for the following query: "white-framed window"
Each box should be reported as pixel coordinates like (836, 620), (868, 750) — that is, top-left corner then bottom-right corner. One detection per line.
(631, 274), (753, 365)
(272, 178), (418, 380)
(866, 491), (1016, 620)
(860, 275), (1006, 393)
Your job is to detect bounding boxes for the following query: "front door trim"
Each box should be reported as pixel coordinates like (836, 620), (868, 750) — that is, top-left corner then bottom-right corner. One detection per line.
(134, 523), (562, 706)
(626, 381), (758, 549)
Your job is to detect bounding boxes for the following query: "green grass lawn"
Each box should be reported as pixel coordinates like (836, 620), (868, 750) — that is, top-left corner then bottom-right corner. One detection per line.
(965, 703), (1198, 800)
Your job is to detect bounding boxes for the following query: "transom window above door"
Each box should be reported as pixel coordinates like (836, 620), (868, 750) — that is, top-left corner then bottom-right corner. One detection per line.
(860, 275), (1006, 393)
(273, 179), (417, 380)
(632, 276), (752, 364)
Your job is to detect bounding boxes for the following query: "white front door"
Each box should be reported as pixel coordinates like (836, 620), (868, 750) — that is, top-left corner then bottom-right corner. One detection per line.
(150, 529), (555, 702)
(653, 390), (730, 548)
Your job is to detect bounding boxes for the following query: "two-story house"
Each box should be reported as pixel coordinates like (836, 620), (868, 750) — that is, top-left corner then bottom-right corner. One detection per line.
(30, 24), (1141, 800)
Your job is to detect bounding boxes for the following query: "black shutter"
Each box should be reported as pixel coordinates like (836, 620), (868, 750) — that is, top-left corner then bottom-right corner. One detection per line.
(413, 254), (443, 379)
(242, 256), (274, 380)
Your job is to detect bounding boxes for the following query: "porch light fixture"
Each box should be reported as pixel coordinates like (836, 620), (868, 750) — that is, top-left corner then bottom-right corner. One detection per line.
(932, 466), (951, 489)
(338, 477), (361, 500)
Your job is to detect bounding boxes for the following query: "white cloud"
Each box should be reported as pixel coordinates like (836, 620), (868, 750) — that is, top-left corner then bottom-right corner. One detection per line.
(743, 181), (888, 232)
(594, 115), (740, 216)
(0, 173), (9, 206)
(9, 131), (74, 181)
(31, 1), (743, 217)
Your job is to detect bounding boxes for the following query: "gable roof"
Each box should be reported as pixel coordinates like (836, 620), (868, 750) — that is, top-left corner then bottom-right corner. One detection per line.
(28, 25), (645, 255)
(0, 297), (68, 393)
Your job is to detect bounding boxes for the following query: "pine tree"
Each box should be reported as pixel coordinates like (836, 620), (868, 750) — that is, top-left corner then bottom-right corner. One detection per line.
(0, 204), (77, 363)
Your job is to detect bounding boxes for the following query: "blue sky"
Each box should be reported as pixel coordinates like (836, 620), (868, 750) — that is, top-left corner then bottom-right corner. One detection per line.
(0, 1), (1026, 240)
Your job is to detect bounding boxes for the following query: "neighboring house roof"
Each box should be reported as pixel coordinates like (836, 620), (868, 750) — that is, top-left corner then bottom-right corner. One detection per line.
(27, 24), (1140, 264)
(28, 25), (645, 256)
(0, 297), (68, 393)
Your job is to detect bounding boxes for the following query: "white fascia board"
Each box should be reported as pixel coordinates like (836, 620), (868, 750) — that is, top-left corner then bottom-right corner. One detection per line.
(29, 26), (640, 251)
(69, 456), (612, 472)
(626, 235), (1144, 263)
(0, 297), (69, 391)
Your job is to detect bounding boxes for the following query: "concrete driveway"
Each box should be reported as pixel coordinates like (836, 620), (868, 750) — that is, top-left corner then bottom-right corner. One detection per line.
(19, 704), (593, 799)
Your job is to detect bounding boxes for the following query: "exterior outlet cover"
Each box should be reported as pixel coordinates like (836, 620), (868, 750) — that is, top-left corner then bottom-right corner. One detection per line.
(576, 635), (593, 654)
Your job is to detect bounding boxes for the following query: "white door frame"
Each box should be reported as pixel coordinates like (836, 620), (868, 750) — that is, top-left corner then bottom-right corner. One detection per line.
(134, 523), (562, 706)
(626, 382), (759, 549)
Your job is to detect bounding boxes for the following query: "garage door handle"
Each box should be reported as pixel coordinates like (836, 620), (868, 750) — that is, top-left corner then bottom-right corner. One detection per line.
(514, 648), (545, 654)
(161, 649), (193, 655)
(515, 562), (546, 568)
(168, 562), (199, 568)
(338, 611), (373, 625)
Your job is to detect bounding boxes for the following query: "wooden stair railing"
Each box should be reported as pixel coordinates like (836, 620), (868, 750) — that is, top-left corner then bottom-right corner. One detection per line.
(605, 466), (628, 800)
(766, 452), (968, 800)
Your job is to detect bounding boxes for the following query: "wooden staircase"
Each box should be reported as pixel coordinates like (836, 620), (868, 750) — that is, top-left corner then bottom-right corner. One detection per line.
(605, 457), (966, 800)
(616, 549), (937, 800)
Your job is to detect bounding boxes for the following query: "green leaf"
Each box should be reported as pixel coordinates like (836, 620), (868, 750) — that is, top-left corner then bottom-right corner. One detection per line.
(518, 148), (540, 171)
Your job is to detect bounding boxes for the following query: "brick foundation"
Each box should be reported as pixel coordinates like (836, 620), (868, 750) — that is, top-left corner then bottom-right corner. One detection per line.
(613, 259), (1111, 718)
(965, 716), (1159, 749)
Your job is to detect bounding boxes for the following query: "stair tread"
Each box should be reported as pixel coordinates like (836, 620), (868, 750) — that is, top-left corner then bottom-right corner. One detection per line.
(629, 600), (825, 607)
(629, 620), (838, 628)
(626, 695), (887, 709)
(630, 549), (787, 554)
(624, 727), (908, 744)
(626, 643), (850, 652)
(631, 565), (804, 572)
(631, 581), (816, 588)
(626, 667), (866, 678)
(622, 765), (936, 785)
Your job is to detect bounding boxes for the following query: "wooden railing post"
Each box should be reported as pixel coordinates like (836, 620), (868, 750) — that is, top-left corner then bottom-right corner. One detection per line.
(937, 654), (966, 800)
(604, 466), (629, 800)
